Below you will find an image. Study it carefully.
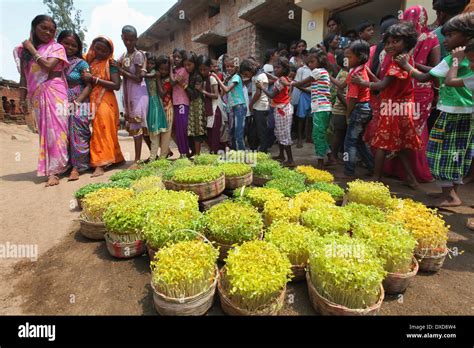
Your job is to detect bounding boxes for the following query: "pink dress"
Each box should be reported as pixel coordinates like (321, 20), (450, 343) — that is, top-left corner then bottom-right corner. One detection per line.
(14, 41), (70, 177)
(384, 5), (439, 182)
(120, 49), (149, 136)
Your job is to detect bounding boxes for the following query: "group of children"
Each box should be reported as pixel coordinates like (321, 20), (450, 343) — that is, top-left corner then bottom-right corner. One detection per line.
(114, 8), (473, 210)
(18, 4), (473, 209)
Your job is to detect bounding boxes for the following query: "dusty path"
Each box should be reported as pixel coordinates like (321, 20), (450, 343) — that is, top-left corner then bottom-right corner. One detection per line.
(0, 123), (473, 315)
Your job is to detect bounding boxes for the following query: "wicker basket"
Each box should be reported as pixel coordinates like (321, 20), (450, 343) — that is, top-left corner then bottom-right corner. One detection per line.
(306, 270), (384, 316)
(172, 175), (225, 201)
(291, 264), (306, 282)
(147, 244), (158, 261)
(105, 232), (145, 259)
(217, 268), (286, 316)
(253, 175), (270, 187)
(225, 172), (253, 190)
(415, 248), (448, 273)
(383, 257), (419, 294)
(79, 219), (106, 241)
(76, 198), (83, 210)
(164, 180), (174, 190)
(151, 267), (218, 316)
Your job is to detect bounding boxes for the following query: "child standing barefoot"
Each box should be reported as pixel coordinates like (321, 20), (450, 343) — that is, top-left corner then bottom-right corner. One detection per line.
(332, 40), (374, 177)
(144, 56), (168, 161)
(258, 57), (295, 167)
(170, 49), (190, 157)
(292, 49), (336, 169)
(184, 52), (207, 157)
(116, 25), (149, 167)
(352, 23), (422, 187)
(396, 13), (473, 206)
(156, 56), (174, 159)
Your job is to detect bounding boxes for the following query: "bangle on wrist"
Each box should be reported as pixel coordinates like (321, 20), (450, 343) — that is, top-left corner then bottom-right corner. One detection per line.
(95, 77), (100, 85)
(34, 54), (42, 62)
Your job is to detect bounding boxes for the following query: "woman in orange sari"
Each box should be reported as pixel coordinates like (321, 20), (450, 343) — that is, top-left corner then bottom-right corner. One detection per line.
(82, 37), (124, 177)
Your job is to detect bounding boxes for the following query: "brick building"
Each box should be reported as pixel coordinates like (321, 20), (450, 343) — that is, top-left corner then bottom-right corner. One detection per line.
(0, 78), (35, 130)
(138, 0), (302, 63)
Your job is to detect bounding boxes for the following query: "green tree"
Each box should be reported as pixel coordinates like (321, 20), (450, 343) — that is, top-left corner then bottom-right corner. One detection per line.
(43, 0), (87, 50)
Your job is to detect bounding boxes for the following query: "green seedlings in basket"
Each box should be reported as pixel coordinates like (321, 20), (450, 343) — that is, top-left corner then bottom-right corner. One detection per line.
(301, 204), (351, 236)
(343, 202), (386, 223)
(307, 182), (345, 201)
(131, 176), (164, 193)
(151, 240), (219, 299)
(81, 188), (134, 223)
(265, 177), (307, 197)
(171, 165), (224, 184)
(252, 159), (282, 179)
(346, 180), (395, 210)
(387, 198), (449, 256)
(74, 183), (110, 200)
(194, 154), (220, 166)
(271, 167), (306, 183)
(218, 163), (252, 177)
(109, 178), (134, 189)
(234, 187), (285, 210)
(308, 233), (386, 309)
(162, 158), (194, 181)
(224, 240), (292, 312)
(204, 201), (263, 245)
(352, 220), (417, 274)
(296, 165), (334, 183)
(139, 159), (173, 173)
(263, 197), (302, 226)
(103, 189), (201, 247)
(109, 167), (155, 182)
(265, 221), (314, 266)
(294, 190), (335, 212)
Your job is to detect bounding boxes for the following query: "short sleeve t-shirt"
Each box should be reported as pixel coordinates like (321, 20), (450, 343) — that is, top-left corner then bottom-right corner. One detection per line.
(346, 65), (371, 103)
(291, 65), (312, 105)
(463, 75), (474, 91)
(310, 68), (332, 113)
(252, 72), (270, 111)
(430, 56), (473, 114)
(227, 74), (246, 107)
(331, 69), (348, 115)
(172, 67), (190, 106)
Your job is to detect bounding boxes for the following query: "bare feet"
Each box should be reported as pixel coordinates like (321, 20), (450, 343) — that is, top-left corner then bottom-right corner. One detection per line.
(283, 161), (296, 168)
(68, 168), (80, 181)
(92, 167), (105, 178)
(45, 175), (60, 187)
(402, 181), (420, 190)
(467, 218), (474, 231)
(431, 198), (462, 209)
(272, 155), (285, 162)
(129, 162), (139, 170)
(296, 140), (303, 149)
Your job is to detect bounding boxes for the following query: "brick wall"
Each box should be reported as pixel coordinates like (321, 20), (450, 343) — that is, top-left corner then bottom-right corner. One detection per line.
(0, 85), (35, 130)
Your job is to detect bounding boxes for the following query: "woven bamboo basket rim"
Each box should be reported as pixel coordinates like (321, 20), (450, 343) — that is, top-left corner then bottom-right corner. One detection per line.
(104, 231), (142, 243)
(207, 230), (264, 249)
(151, 266), (219, 304)
(386, 256), (419, 279)
(78, 218), (105, 226)
(171, 174), (225, 188)
(415, 248), (448, 259)
(225, 171), (253, 180)
(217, 267), (286, 315)
(252, 175), (271, 186)
(306, 267), (384, 314)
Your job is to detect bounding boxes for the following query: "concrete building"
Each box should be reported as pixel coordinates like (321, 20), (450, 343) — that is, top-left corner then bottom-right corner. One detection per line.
(138, 0), (302, 62)
(296, 0), (438, 47)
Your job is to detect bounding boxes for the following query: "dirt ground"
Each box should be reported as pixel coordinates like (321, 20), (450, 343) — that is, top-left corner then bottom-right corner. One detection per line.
(0, 122), (473, 316)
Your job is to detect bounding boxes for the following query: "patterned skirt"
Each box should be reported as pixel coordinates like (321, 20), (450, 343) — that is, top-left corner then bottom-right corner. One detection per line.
(188, 97), (207, 139)
(427, 112), (473, 183)
(274, 103), (294, 146)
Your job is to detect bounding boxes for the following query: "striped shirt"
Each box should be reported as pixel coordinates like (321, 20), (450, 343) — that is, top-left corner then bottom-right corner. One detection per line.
(310, 68), (332, 113)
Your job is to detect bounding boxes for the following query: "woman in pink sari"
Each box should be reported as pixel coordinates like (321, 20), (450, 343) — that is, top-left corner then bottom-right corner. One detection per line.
(384, 6), (441, 183)
(14, 15), (70, 187)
